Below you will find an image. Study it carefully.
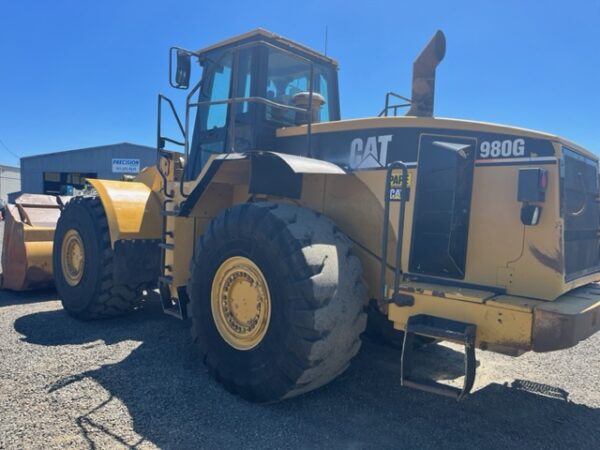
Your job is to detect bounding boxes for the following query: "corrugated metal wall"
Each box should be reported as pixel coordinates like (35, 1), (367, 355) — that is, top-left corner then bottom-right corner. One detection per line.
(0, 165), (20, 203)
(20, 143), (156, 194)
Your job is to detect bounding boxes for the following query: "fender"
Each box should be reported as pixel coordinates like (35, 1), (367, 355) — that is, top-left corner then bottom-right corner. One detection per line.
(179, 151), (345, 217)
(85, 176), (162, 285)
(86, 177), (162, 247)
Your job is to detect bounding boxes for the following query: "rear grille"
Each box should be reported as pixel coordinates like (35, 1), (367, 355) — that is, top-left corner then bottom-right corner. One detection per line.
(561, 147), (600, 281)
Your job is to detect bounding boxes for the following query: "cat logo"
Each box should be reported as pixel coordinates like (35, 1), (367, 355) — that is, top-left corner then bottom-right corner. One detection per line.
(349, 135), (393, 169)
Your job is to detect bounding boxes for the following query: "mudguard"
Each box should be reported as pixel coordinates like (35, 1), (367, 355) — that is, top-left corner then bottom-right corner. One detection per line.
(179, 151), (345, 217)
(86, 178), (162, 247)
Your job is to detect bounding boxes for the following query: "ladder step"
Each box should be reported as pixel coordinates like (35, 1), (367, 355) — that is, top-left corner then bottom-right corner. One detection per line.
(163, 305), (185, 319)
(157, 283), (188, 320)
(401, 314), (477, 401)
(159, 275), (173, 284)
(402, 379), (464, 399)
(406, 315), (475, 343)
(159, 243), (174, 250)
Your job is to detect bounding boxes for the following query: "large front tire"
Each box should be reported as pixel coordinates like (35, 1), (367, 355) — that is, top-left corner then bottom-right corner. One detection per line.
(53, 196), (146, 320)
(188, 202), (367, 402)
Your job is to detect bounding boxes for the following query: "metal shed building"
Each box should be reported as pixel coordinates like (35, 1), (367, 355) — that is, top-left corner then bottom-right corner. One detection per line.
(0, 164), (21, 204)
(20, 143), (156, 195)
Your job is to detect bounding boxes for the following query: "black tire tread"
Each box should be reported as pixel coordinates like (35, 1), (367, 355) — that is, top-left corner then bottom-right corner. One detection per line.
(189, 202), (367, 402)
(54, 196), (146, 320)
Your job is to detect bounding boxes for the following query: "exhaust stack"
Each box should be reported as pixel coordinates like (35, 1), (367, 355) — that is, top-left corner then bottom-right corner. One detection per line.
(406, 30), (446, 117)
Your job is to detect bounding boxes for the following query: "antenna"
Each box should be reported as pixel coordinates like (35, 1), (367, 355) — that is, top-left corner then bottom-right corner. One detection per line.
(324, 25), (328, 56)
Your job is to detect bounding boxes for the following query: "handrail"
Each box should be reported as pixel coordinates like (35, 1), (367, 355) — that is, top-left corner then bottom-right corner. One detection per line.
(180, 77), (204, 198)
(157, 94), (187, 198)
(378, 91), (412, 117)
(179, 58), (314, 198)
(178, 94), (316, 198)
(188, 96), (311, 113)
(158, 94), (186, 138)
(161, 38), (318, 198)
(161, 137), (185, 147)
(380, 161), (409, 304)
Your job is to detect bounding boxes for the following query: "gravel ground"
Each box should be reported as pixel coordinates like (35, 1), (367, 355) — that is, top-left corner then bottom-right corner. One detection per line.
(0, 220), (4, 270)
(0, 286), (598, 450)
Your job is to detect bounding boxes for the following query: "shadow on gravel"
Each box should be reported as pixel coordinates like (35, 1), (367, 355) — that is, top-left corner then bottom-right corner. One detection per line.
(14, 297), (600, 450)
(0, 288), (57, 307)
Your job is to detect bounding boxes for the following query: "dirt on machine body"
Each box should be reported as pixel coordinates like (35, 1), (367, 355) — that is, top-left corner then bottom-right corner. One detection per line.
(6, 29), (600, 402)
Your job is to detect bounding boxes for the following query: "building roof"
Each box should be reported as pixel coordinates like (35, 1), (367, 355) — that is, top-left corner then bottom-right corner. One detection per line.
(20, 142), (155, 161)
(196, 28), (338, 67)
(0, 164), (20, 171)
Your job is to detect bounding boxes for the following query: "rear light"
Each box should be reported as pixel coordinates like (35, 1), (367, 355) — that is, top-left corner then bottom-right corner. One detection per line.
(539, 170), (548, 190)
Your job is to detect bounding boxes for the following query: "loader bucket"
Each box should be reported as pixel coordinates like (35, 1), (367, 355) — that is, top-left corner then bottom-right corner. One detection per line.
(0, 194), (67, 291)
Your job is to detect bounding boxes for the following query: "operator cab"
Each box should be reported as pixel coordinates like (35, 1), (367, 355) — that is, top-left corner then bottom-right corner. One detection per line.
(179, 29), (340, 179)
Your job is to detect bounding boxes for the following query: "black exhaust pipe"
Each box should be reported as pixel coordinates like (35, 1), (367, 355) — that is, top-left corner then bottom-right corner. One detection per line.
(406, 30), (446, 117)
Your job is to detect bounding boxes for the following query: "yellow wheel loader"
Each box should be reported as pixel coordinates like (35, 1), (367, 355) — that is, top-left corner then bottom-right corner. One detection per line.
(49, 29), (599, 401)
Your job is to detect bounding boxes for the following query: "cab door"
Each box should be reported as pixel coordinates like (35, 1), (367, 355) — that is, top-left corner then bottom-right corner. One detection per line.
(191, 51), (233, 172)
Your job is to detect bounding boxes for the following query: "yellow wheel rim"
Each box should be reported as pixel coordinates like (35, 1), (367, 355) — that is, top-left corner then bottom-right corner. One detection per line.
(61, 229), (85, 287)
(211, 256), (271, 351)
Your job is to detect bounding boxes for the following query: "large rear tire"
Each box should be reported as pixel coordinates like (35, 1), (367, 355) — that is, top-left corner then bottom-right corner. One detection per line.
(53, 196), (146, 320)
(188, 202), (368, 402)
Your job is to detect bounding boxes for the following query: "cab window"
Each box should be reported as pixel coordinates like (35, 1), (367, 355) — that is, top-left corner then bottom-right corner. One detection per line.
(185, 52), (233, 180)
(265, 48), (335, 125)
(202, 53), (233, 131)
(235, 49), (253, 115)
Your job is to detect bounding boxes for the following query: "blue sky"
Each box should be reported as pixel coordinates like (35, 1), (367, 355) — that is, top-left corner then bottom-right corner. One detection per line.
(1, 0), (599, 166)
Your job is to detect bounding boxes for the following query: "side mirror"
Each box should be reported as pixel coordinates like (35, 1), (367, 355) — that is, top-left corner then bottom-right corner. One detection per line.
(170, 47), (192, 89)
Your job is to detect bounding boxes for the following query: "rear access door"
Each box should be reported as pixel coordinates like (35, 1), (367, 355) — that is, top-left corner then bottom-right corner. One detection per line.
(561, 147), (600, 281)
(409, 135), (476, 279)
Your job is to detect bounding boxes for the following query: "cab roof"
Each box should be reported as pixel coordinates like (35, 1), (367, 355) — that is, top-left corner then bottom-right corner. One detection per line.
(195, 28), (338, 67)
